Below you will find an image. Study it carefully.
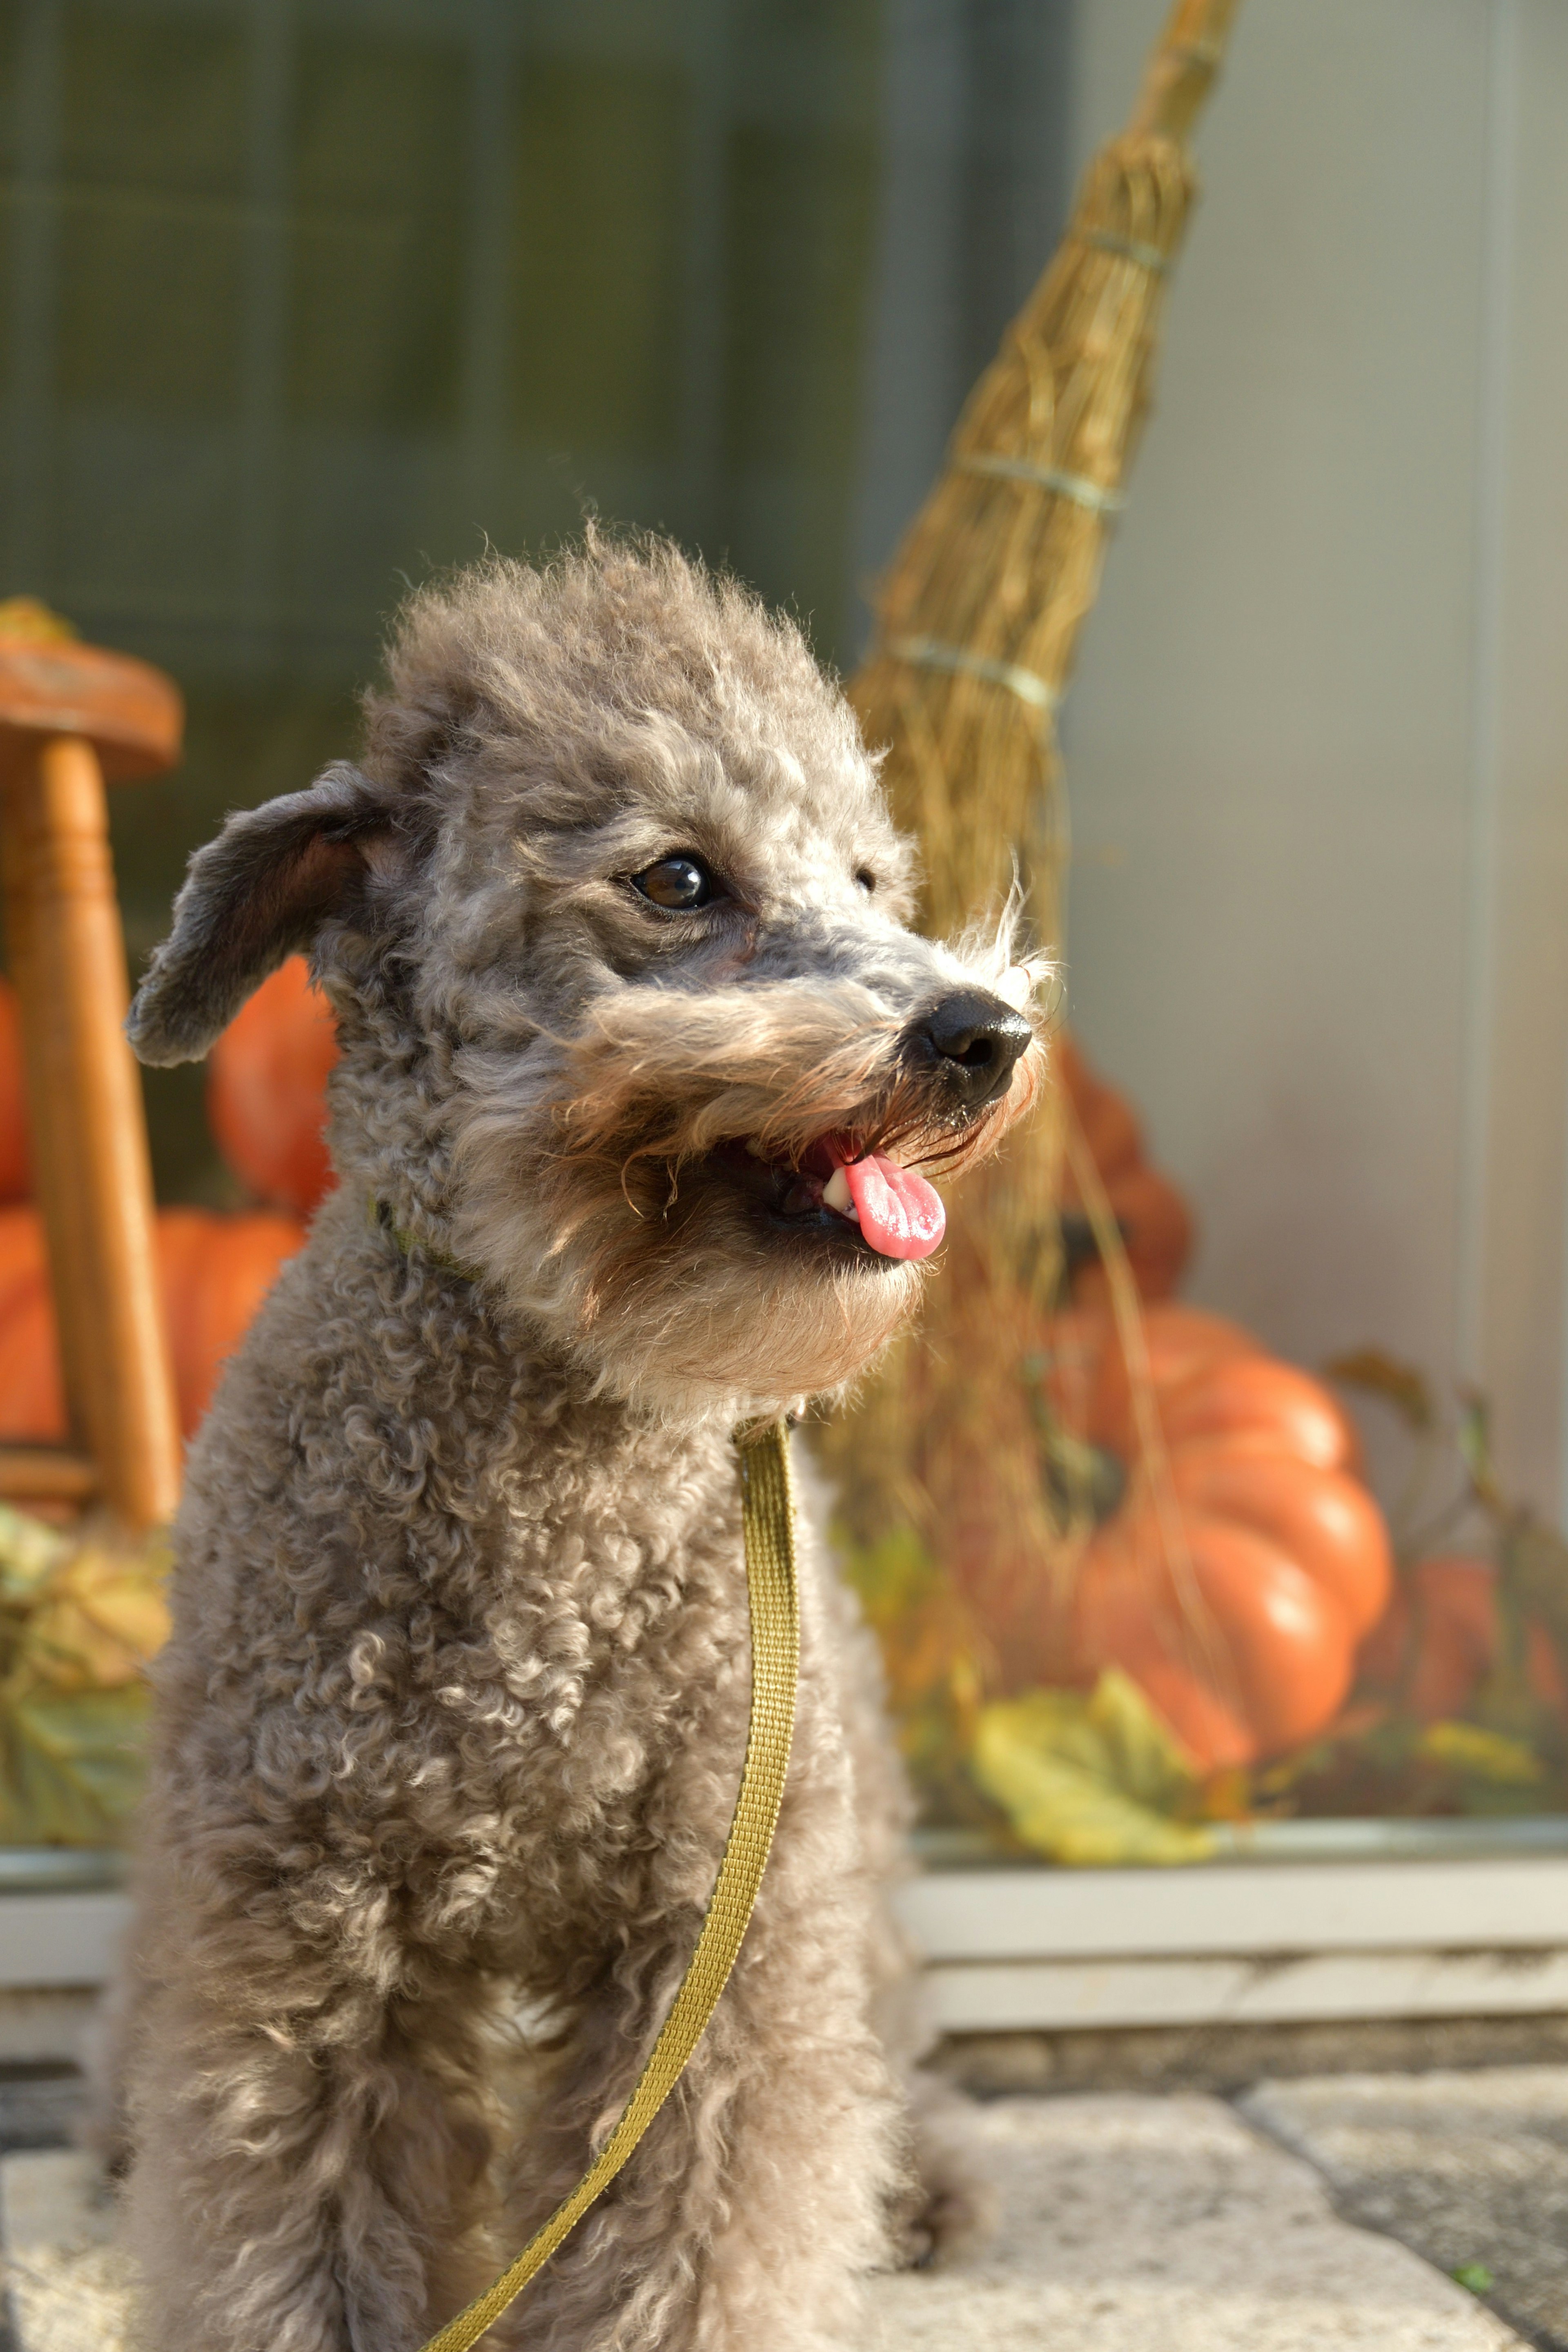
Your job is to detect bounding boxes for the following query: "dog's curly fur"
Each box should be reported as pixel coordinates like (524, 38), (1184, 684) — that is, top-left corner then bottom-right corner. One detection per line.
(114, 536), (1042, 2351)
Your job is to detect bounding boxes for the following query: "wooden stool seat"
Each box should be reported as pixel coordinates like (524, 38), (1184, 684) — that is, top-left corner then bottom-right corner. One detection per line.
(0, 635), (182, 781)
(0, 602), (183, 1530)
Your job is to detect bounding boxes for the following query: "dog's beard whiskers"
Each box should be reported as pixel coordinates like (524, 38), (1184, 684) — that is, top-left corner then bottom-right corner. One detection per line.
(558, 1040), (903, 1170)
(536, 944), (1048, 1184)
(552, 976), (907, 1154)
(465, 1121), (921, 1408)
(946, 881), (1052, 1006)
(548, 1034), (1042, 1193)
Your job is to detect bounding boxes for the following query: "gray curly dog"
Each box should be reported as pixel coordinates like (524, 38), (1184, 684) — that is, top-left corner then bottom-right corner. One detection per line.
(114, 536), (1042, 2351)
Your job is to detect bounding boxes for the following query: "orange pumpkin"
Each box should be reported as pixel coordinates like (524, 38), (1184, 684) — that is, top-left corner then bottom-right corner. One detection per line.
(1167, 1444), (1387, 1639)
(1075, 1509), (1355, 1764)
(1071, 1163), (1192, 1306)
(1403, 1555), (1499, 1721)
(1356, 1552), (1567, 1722)
(1053, 1303), (1261, 1451)
(0, 1207), (62, 1438)
(1136, 1355), (1362, 1474)
(1012, 1302), (1393, 1771)
(0, 1205), (304, 1444)
(207, 957), (339, 1216)
(1055, 1036), (1142, 1181)
(156, 1209), (306, 1434)
(0, 982), (31, 1202)
(1054, 1035), (1194, 1303)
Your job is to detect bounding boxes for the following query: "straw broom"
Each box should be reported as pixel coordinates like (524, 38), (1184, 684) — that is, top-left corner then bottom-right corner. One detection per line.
(855, 0), (1241, 932)
(820, 0), (1243, 1718)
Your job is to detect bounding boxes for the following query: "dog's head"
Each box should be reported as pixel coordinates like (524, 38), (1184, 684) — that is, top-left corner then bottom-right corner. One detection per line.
(130, 539), (1045, 1416)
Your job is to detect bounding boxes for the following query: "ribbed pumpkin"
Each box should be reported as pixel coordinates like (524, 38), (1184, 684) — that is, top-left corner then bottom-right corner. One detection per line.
(207, 956), (338, 1216)
(1024, 1303), (1391, 1771)
(0, 1205), (303, 1443)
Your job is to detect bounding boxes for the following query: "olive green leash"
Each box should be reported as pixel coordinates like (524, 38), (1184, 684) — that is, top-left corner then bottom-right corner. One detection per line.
(416, 1414), (800, 2352)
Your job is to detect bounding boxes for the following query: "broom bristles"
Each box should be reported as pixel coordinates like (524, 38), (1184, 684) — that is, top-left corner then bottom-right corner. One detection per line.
(822, 0), (1243, 1755)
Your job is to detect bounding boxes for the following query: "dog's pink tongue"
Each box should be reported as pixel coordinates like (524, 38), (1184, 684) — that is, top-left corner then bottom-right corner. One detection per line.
(841, 1152), (946, 1261)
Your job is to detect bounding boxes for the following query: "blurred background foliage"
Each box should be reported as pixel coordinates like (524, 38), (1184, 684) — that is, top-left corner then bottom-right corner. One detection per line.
(0, 0), (1070, 1200)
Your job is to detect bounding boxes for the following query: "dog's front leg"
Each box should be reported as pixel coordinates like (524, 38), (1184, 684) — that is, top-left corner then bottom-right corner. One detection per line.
(124, 1949), (503, 2352)
(492, 1719), (903, 2352)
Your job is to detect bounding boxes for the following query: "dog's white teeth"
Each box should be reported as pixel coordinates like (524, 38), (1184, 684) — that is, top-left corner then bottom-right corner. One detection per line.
(823, 1166), (858, 1218)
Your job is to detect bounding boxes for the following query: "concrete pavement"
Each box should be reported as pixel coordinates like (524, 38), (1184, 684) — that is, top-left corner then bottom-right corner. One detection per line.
(1247, 2068), (1568, 2351)
(0, 2086), (1531, 2351)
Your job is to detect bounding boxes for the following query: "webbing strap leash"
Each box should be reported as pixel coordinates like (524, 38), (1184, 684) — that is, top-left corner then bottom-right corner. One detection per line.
(416, 1415), (800, 2352)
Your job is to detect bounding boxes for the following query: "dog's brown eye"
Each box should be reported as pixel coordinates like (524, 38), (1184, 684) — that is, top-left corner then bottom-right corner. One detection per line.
(855, 868), (877, 894)
(633, 855), (716, 911)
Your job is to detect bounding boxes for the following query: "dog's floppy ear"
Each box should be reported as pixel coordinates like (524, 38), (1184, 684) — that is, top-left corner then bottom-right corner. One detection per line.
(127, 762), (408, 1067)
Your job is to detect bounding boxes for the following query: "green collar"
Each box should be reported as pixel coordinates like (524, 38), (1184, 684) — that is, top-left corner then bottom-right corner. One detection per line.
(368, 1195), (481, 1283)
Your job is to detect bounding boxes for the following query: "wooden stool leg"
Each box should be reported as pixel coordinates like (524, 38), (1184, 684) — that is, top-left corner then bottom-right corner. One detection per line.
(1, 733), (181, 1529)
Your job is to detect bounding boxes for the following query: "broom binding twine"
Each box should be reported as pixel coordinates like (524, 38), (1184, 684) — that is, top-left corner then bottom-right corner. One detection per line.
(957, 454), (1126, 515)
(885, 635), (1059, 717)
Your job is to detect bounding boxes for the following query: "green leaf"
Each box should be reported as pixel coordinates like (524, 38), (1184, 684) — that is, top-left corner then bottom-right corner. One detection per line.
(0, 1681), (151, 1846)
(0, 1505), (72, 1604)
(1450, 2263), (1494, 2296)
(1418, 1720), (1542, 1786)
(1086, 1667), (1199, 1810)
(1323, 1348), (1433, 1431)
(1457, 1392), (1500, 1503)
(837, 1523), (945, 1628)
(972, 1676), (1216, 1866)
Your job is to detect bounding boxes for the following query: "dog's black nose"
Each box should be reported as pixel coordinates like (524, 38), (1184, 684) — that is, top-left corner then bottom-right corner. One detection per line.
(915, 988), (1033, 1109)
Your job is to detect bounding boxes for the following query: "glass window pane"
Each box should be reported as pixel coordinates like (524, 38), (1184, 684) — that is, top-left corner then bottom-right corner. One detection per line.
(286, 31), (467, 432)
(509, 56), (686, 460)
(57, 4), (247, 416)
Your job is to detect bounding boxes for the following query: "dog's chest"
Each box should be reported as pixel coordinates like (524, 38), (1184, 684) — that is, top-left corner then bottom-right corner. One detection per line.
(422, 1437), (753, 1851)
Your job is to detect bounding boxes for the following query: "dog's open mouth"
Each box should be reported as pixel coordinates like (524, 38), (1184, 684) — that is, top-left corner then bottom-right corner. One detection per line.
(711, 1134), (946, 1262)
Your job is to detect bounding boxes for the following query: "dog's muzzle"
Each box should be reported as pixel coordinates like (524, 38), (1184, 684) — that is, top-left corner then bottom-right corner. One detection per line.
(906, 987), (1033, 1112)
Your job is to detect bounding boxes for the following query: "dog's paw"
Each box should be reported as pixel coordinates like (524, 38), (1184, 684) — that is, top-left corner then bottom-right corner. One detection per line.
(889, 2076), (999, 2270)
